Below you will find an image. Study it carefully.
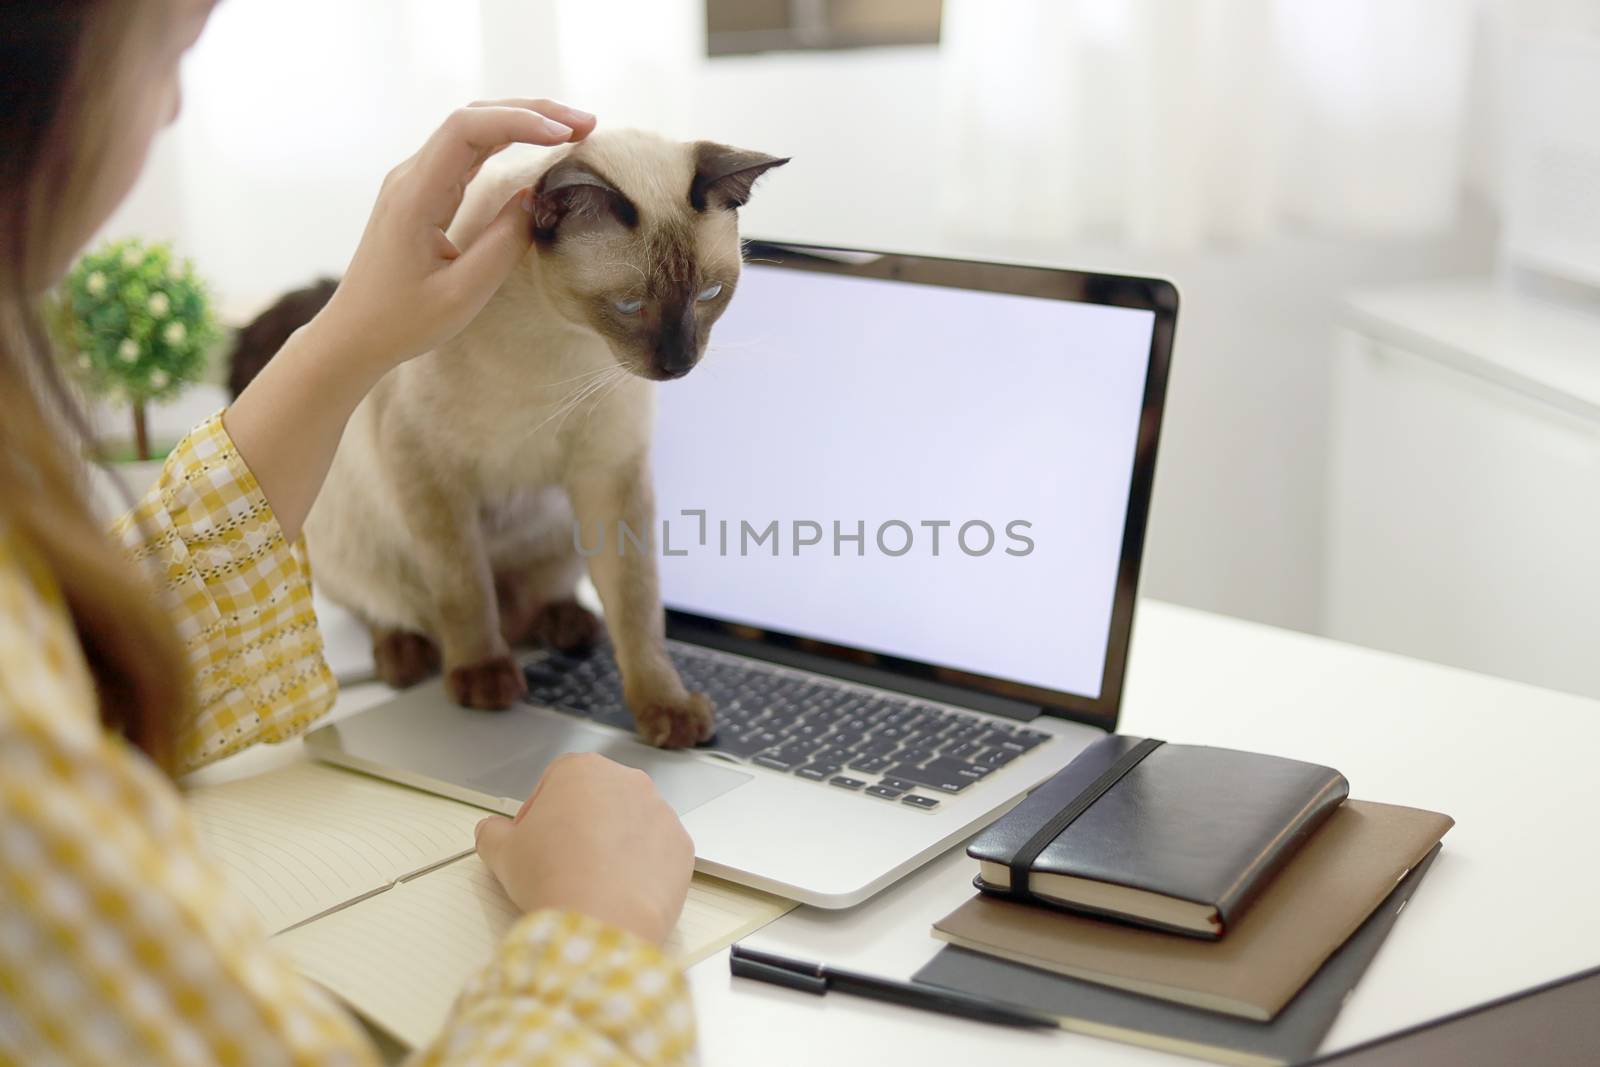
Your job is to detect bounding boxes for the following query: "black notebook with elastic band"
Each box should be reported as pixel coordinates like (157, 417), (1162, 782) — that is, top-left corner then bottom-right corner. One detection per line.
(967, 735), (1348, 938)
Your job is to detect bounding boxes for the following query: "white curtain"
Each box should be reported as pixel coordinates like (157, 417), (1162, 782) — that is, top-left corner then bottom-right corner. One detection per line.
(99, 0), (544, 316)
(98, 0), (705, 316)
(106, 0), (1600, 290)
(938, 0), (1479, 251)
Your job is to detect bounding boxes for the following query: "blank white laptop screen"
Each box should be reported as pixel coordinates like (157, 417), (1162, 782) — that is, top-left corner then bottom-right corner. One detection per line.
(650, 263), (1155, 701)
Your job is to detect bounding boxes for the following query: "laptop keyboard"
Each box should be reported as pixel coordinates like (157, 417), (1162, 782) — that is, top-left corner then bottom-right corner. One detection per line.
(520, 642), (1052, 811)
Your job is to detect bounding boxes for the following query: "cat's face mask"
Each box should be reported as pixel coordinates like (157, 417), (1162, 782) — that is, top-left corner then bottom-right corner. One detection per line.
(531, 141), (787, 382)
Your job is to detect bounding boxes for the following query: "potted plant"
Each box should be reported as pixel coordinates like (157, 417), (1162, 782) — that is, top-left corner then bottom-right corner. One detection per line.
(52, 238), (220, 461)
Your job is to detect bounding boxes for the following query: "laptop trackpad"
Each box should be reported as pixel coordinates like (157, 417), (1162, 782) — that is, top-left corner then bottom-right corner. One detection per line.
(467, 716), (751, 817)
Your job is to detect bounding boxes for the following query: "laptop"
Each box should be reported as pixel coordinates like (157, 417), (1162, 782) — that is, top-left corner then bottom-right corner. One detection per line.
(305, 242), (1178, 908)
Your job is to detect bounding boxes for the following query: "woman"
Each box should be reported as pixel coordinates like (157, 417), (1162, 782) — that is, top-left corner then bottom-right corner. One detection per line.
(1, 2), (697, 1064)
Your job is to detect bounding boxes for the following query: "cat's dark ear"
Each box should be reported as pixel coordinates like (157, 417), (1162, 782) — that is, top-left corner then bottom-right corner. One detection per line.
(690, 143), (789, 212)
(532, 159), (639, 242)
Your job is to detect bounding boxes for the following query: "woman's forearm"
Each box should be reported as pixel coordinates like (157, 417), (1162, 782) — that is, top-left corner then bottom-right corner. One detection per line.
(221, 313), (385, 543)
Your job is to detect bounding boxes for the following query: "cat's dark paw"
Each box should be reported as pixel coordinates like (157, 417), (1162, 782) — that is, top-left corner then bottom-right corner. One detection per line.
(529, 599), (600, 653)
(372, 629), (440, 688)
(446, 655), (527, 710)
(632, 691), (716, 749)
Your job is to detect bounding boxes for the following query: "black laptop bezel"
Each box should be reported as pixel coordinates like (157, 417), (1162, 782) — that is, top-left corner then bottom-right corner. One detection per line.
(664, 241), (1178, 732)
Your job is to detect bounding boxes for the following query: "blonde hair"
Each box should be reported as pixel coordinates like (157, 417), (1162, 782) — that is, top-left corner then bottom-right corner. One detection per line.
(1, 1), (192, 771)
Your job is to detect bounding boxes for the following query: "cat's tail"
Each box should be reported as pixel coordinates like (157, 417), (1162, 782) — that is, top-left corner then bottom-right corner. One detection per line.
(225, 277), (340, 399)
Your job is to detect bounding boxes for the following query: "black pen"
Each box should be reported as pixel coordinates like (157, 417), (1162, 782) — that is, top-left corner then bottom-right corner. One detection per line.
(729, 944), (1057, 1030)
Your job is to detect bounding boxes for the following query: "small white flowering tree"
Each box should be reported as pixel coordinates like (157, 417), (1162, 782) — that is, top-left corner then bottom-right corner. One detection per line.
(54, 239), (219, 460)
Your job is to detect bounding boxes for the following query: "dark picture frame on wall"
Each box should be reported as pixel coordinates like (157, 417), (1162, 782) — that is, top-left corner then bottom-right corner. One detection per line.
(705, 0), (941, 57)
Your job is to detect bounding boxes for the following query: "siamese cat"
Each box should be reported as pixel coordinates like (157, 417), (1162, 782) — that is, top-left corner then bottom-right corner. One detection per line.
(235, 130), (786, 747)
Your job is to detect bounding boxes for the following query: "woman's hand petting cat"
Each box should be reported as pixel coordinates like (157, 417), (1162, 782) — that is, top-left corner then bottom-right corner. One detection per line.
(223, 99), (595, 542)
(319, 98), (597, 377)
(475, 752), (695, 946)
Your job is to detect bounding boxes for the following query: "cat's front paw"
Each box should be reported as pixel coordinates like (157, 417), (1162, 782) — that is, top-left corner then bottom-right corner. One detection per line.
(446, 655), (527, 710)
(529, 599), (600, 653)
(632, 691), (716, 749)
(372, 629), (440, 688)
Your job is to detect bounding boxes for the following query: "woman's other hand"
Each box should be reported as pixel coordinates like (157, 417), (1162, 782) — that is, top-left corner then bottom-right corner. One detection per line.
(321, 98), (596, 373)
(475, 753), (695, 946)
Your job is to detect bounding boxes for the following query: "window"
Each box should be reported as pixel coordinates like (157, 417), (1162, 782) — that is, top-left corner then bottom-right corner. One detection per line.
(705, 0), (942, 56)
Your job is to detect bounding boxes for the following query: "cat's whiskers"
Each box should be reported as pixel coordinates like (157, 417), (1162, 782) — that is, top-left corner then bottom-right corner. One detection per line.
(538, 363), (620, 389)
(554, 366), (629, 437)
(578, 367), (634, 431)
(541, 364), (619, 404)
(524, 366), (624, 441)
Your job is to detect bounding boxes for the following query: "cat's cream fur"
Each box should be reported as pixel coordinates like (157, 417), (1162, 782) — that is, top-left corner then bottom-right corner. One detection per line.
(305, 129), (785, 747)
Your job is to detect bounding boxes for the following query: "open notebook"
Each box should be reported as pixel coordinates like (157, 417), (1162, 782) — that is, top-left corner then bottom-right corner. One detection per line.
(186, 762), (795, 1048)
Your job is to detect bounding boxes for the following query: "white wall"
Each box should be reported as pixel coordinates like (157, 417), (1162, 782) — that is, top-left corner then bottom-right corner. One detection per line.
(1105, 226), (1496, 632)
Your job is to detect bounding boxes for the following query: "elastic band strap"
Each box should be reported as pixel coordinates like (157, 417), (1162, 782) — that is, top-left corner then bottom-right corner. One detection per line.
(1008, 737), (1165, 901)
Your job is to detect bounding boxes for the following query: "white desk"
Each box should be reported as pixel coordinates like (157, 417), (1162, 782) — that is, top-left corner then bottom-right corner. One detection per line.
(195, 599), (1600, 1064)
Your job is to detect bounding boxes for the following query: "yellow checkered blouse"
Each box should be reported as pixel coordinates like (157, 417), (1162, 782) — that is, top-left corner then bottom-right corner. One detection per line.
(0, 413), (695, 1066)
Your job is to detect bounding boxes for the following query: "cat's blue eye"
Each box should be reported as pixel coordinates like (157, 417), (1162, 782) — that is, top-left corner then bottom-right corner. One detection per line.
(613, 297), (644, 315)
(696, 282), (724, 302)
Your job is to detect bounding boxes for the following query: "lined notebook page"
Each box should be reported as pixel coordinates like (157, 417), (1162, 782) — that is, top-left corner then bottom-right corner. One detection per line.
(275, 856), (795, 1049)
(186, 763), (485, 934)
